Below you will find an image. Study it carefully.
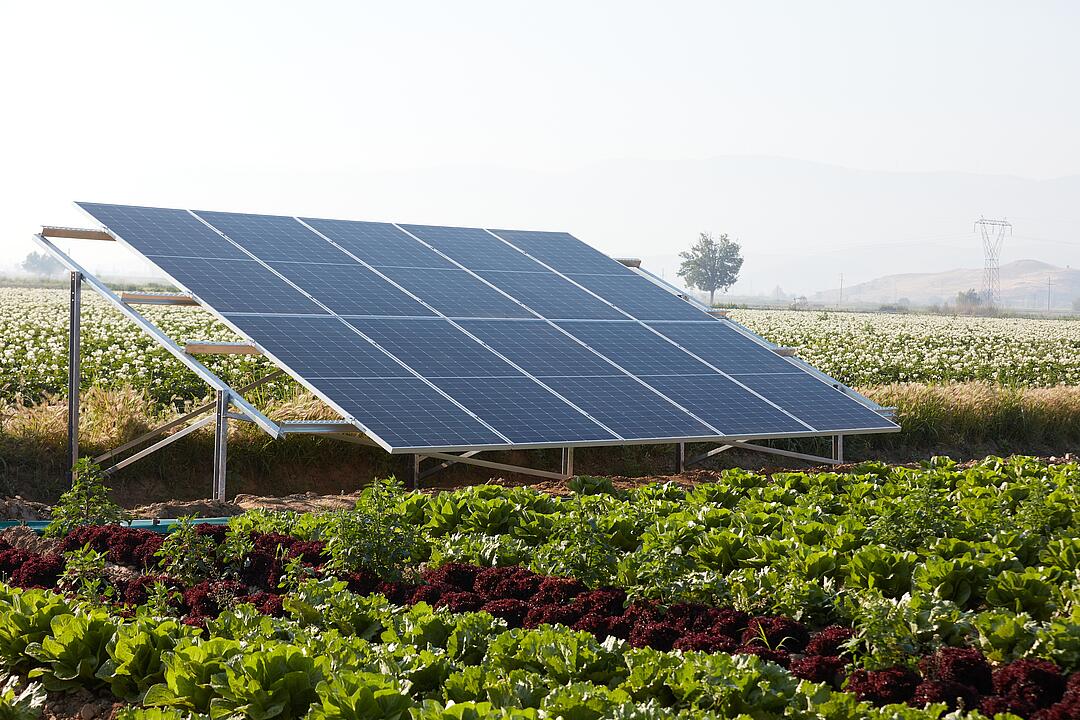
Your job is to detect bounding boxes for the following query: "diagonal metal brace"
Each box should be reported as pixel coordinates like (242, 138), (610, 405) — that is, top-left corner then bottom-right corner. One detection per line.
(31, 233), (282, 439)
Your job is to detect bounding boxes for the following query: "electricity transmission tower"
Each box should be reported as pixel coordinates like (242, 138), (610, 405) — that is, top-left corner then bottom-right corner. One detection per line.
(974, 217), (1011, 308)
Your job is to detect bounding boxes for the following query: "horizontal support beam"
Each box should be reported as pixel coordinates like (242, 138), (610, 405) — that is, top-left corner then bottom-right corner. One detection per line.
(121, 291), (198, 306)
(420, 450), (481, 479)
(707, 309), (729, 318)
(421, 451), (568, 481)
(279, 420), (358, 434)
(184, 341), (261, 355)
(614, 257), (641, 268)
(718, 439), (840, 466)
(773, 347), (798, 357)
(41, 226), (114, 242)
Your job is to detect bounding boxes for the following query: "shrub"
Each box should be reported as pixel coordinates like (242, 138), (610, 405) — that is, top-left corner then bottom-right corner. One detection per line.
(43, 460), (129, 538)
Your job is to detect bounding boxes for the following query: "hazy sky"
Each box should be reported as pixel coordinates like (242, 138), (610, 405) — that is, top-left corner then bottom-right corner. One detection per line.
(3, 1), (1079, 290)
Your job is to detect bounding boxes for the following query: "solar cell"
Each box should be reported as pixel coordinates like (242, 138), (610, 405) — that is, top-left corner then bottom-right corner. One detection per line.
(540, 375), (715, 440)
(729, 372), (896, 431)
(492, 229), (629, 275)
(375, 267), (533, 319)
(431, 377), (618, 444)
(642, 375), (810, 435)
(647, 321), (800, 374)
(267, 262), (436, 317)
(568, 274), (707, 321)
(149, 257), (328, 315)
(456, 320), (617, 377)
(196, 211), (354, 264)
(77, 203), (250, 260)
(477, 271), (626, 320)
(555, 320), (714, 375)
(300, 218), (455, 269)
(315, 377), (507, 448)
(402, 224), (543, 271)
(222, 315), (410, 378)
(345, 318), (522, 378)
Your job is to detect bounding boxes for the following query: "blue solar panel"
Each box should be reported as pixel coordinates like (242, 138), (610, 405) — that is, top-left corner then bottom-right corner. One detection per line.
(196, 211), (354, 264)
(477, 271), (626, 320)
(568, 274), (707, 321)
(492, 229), (629, 275)
(456, 320), (617, 377)
(642, 375), (810, 435)
(375, 267), (533, 319)
(150, 257), (327, 315)
(432, 377), (617, 444)
(300, 217), (454, 269)
(78, 203), (250, 260)
(77, 202), (897, 451)
(729, 372), (896, 431)
(346, 318), (522, 378)
(555, 321), (714, 376)
(268, 262), (435, 317)
(222, 315), (409, 378)
(315, 377), (508, 448)
(540, 376), (715, 440)
(647, 321), (801, 374)
(402, 224), (543, 271)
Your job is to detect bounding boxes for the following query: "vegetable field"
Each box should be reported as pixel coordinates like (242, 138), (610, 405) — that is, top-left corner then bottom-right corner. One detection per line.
(4, 457), (1080, 718)
(2, 288), (1079, 408)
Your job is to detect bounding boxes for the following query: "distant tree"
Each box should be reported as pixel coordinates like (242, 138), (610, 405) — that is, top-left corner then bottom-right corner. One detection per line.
(956, 288), (982, 312)
(21, 251), (63, 277)
(677, 232), (743, 306)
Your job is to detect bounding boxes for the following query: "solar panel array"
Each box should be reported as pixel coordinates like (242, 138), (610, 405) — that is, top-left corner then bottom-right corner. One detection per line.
(77, 202), (898, 452)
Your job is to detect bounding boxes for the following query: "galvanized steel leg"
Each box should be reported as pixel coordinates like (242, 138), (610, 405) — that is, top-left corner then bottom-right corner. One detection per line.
(213, 390), (229, 500)
(412, 454), (421, 490)
(832, 435), (844, 463)
(67, 271), (82, 484)
(674, 442), (685, 474)
(561, 447), (574, 478)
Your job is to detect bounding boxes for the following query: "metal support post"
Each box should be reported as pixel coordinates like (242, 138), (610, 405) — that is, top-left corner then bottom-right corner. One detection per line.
(67, 271), (82, 483)
(674, 442), (685, 474)
(412, 454), (421, 489)
(832, 435), (844, 464)
(213, 390), (229, 500)
(560, 447), (574, 478)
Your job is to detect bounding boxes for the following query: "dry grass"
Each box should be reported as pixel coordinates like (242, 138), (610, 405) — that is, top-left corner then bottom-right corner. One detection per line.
(1, 382), (1077, 504)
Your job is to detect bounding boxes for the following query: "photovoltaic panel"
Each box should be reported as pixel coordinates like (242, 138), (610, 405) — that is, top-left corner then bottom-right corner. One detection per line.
(375, 267), (533, 319)
(567, 274), (708, 321)
(456, 320), (618, 377)
(267, 262), (436, 317)
(540, 375), (716, 440)
(196, 211), (355, 264)
(646, 321), (800, 374)
(345, 318), (523, 378)
(78, 203), (250, 260)
(150, 257), (328, 315)
(300, 218), (455, 269)
(221, 315), (410, 379)
(730, 372), (896, 431)
(555, 321), (715, 376)
(430, 377), (617, 444)
(77, 201), (898, 451)
(492, 229), (629, 275)
(477, 271), (626, 320)
(314, 377), (507, 448)
(642, 375), (810, 435)
(402, 224), (543, 272)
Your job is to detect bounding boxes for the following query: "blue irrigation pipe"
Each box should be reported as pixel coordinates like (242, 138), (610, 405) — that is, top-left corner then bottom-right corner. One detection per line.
(0, 518), (232, 535)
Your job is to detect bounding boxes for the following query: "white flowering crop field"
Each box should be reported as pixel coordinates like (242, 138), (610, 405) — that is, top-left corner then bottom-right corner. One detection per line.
(3, 288), (1078, 405)
(0, 287), (288, 405)
(730, 309), (1080, 387)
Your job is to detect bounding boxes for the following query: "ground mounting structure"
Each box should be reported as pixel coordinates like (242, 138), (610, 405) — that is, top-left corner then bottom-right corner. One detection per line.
(35, 203), (899, 499)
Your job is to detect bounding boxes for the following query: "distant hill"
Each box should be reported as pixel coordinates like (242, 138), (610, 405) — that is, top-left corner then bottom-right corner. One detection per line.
(810, 259), (1080, 310)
